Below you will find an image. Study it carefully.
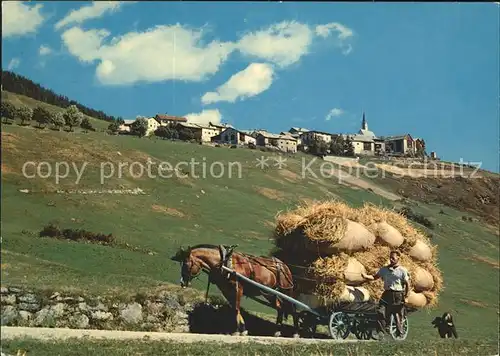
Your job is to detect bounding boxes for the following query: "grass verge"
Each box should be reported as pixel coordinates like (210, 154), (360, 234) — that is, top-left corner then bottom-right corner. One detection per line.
(2, 337), (498, 356)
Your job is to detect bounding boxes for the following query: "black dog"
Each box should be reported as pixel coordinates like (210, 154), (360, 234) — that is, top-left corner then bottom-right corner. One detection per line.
(431, 312), (458, 338)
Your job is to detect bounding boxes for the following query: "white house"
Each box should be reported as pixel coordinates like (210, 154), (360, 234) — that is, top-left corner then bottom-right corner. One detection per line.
(214, 127), (256, 146)
(208, 122), (233, 134)
(155, 114), (187, 126)
(118, 119), (135, 133)
(300, 130), (333, 146)
(256, 132), (298, 153)
(345, 113), (385, 156)
(384, 134), (416, 156)
(145, 117), (160, 136)
(177, 122), (220, 142)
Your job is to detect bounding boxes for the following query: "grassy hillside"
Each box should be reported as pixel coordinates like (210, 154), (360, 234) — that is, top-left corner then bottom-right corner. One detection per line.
(1, 95), (499, 345)
(1, 91), (110, 131)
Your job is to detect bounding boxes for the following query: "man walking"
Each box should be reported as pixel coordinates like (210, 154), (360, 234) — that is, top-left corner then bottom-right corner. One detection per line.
(361, 250), (410, 334)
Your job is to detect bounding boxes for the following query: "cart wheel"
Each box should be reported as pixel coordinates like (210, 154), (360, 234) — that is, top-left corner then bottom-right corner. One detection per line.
(352, 320), (367, 340)
(370, 327), (385, 341)
(328, 312), (350, 340)
(389, 310), (409, 341)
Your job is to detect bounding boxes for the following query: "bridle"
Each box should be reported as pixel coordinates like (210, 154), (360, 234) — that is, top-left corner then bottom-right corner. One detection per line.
(179, 254), (205, 286)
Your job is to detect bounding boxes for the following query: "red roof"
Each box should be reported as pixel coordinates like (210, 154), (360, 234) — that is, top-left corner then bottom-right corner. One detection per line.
(155, 114), (187, 122)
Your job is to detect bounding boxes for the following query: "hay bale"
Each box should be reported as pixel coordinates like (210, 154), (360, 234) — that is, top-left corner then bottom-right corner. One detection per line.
(369, 221), (405, 247)
(355, 203), (431, 248)
(312, 254), (349, 277)
(422, 291), (439, 307)
(271, 199), (443, 308)
(311, 255), (367, 286)
(413, 266), (434, 292)
(339, 286), (371, 303)
(275, 212), (305, 236)
(343, 258), (367, 285)
(408, 239), (433, 262)
(405, 291), (427, 308)
(305, 219), (376, 254)
(296, 286), (371, 309)
(303, 216), (349, 244)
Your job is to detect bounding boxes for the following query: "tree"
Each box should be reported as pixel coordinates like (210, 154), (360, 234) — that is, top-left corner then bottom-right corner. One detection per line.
(309, 137), (328, 156)
(329, 135), (345, 156)
(51, 111), (65, 130)
(178, 127), (195, 141)
(64, 105), (83, 131)
(130, 117), (148, 137)
(1, 101), (17, 123)
(80, 117), (94, 131)
(343, 136), (355, 157)
(17, 105), (33, 126)
(155, 125), (179, 140)
(2, 70), (119, 123)
(33, 106), (52, 128)
(108, 121), (120, 134)
(415, 138), (427, 158)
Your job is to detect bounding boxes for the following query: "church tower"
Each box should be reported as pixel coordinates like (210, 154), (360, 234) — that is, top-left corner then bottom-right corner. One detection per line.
(358, 111), (375, 137)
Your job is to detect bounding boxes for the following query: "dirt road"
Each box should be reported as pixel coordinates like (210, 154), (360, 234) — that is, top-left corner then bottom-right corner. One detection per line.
(1, 326), (370, 345)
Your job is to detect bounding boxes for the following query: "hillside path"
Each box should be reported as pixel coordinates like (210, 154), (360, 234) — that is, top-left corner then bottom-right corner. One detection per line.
(1, 326), (371, 345)
(321, 157), (401, 201)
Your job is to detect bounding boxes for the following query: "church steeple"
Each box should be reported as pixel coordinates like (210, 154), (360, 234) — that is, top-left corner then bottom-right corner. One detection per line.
(361, 112), (368, 131)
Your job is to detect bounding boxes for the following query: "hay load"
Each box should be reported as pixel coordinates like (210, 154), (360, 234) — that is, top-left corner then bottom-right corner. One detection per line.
(272, 199), (443, 309)
(368, 221), (405, 248)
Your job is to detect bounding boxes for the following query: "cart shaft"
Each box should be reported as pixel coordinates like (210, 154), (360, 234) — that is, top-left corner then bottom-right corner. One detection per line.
(221, 265), (322, 317)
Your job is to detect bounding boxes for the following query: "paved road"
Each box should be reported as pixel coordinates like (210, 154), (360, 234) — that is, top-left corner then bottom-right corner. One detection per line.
(1, 327), (371, 345)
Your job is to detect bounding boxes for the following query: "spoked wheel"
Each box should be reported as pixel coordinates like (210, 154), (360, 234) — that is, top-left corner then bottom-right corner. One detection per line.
(370, 326), (385, 341)
(354, 321), (384, 341)
(389, 309), (409, 341)
(352, 320), (369, 340)
(328, 312), (350, 340)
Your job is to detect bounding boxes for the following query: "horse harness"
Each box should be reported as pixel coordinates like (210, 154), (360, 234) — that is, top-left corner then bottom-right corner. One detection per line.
(218, 244), (256, 280)
(219, 245), (292, 290)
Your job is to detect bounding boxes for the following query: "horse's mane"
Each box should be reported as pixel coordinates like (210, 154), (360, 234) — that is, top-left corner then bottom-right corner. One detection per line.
(172, 244), (219, 260)
(189, 244), (219, 250)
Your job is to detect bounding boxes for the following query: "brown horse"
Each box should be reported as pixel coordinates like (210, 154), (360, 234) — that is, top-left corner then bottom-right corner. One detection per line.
(171, 244), (300, 337)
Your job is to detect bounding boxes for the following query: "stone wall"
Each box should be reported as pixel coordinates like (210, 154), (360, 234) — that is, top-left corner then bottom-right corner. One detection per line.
(0, 286), (195, 333)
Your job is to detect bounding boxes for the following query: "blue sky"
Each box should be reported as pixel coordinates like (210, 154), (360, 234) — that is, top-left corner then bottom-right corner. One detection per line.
(2, 2), (499, 172)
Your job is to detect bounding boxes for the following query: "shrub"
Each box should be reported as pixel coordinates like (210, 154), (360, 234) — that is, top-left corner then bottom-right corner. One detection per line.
(80, 117), (95, 131)
(39, 223), (61, 238)
(398, 207), (435, 229)
(39, 224), (116, 245)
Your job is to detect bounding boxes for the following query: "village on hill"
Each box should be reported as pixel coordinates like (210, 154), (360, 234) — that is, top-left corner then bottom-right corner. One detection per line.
(117, 112), (432, 159)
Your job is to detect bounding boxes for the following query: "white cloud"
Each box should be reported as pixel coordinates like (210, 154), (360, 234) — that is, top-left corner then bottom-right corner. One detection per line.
(201, 63), (274, 105)
(7, 58), (20, 70)
(315, 23), (353, 40)
(315, 22), (354, 56)
(236, 21), (314, 68)
(184, 109), (222, 126)
(60, 20), (354, 86)
(61, 27), (110, 63)
(2, 1), (45, 38)
(325, 108), (344, 121)
(55, 1), (132, 30)
(39, 45), (52, 56)
(61, 25), (234, 85)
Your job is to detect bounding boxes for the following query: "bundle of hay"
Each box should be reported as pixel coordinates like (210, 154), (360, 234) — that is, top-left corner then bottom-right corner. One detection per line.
(271, 199), (443, 309)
